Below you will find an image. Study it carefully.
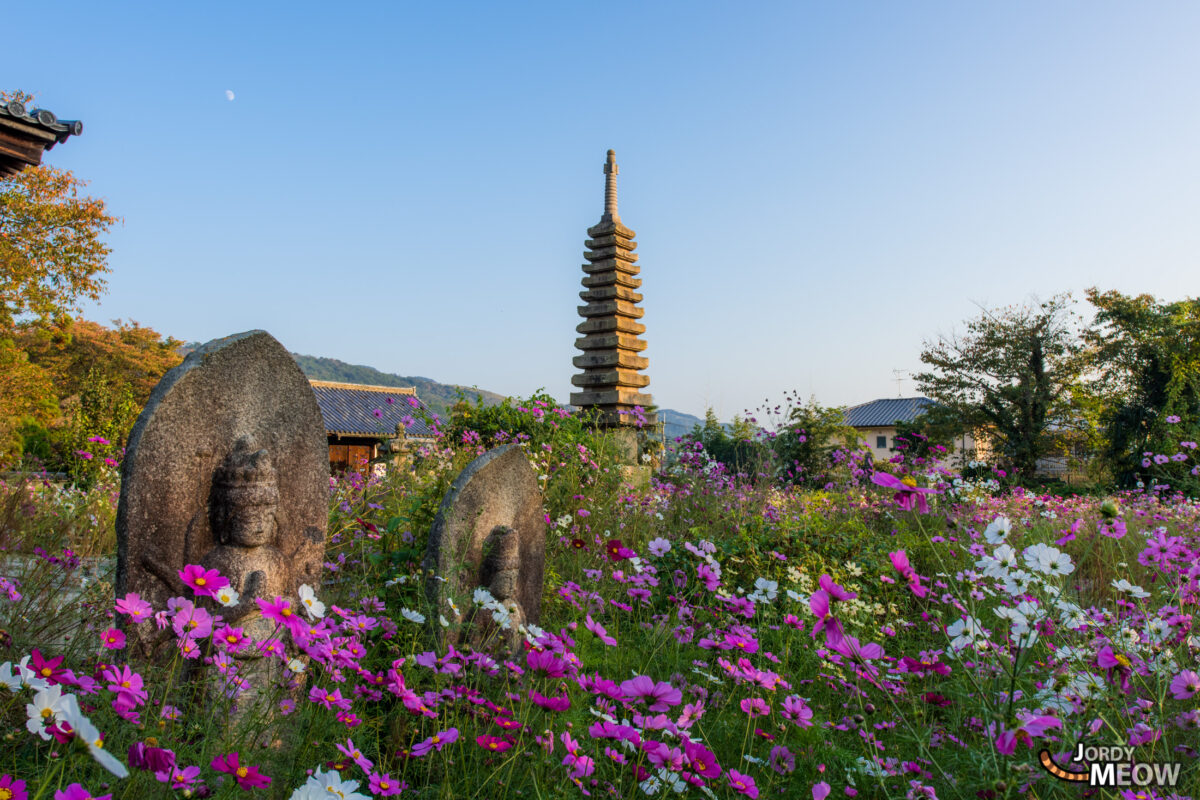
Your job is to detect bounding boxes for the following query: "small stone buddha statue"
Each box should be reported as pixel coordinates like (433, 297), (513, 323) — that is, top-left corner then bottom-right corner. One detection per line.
(200, 436), (290, 624)
(472, 525), (525, 653)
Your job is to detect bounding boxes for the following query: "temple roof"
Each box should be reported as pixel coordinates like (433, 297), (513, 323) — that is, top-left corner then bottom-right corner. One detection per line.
(843, 397), (936, 428)
(0, 100), (83, 176)
(310, 380), (438, 439)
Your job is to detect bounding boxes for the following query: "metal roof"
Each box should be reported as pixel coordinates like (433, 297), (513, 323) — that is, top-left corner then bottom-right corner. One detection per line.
(310, 380), (438, 439)
(843, 397), (936, 428)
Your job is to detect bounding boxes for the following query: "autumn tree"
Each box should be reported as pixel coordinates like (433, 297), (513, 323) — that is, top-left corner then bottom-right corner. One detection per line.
(915, 295), (1088, 481)
(0, 89), (122, 464)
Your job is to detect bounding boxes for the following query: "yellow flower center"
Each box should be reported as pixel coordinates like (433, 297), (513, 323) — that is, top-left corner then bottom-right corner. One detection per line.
(326, 694), (336, 702)
(195, 577), (206, 586)
(0, 787), (13, 800)
(236, 766), (248, 778)
(40, 667), (52, 677)
(432, 735), (440, 744)
(227, 635), (237, 643)
(1115, 653), (1132, 668)
(380, 781), (390, 789)
(281, 608), (292, 617)
(188, 620), (198, 628)
(901, 476), (918, 488)
(41, 707), (54, 719)
(93, 737), (103, 749)
(696, 760), (706, 770)
(121, 680), (131, 688)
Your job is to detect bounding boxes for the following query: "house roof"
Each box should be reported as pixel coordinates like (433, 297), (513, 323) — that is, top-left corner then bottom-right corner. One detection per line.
(844, 397), (935, 428)
(310, 380), (438, 439)
(0, 100), (83, 176)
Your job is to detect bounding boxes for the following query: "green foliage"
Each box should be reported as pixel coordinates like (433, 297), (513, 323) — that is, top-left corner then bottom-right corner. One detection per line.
(916, 294), (1088, 483)
(1085, 288), (1200, 495)
(680, 408), (768, 477)
(770, 397), (857, 486)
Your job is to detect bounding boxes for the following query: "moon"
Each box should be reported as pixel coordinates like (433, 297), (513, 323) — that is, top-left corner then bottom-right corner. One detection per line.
(225, 90), (235, 101)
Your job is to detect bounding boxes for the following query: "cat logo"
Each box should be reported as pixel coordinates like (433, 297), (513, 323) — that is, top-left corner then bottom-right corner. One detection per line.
(1038, 747), (1182, 789)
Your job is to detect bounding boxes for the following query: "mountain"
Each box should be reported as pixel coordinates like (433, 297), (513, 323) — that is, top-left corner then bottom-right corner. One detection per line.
(290, 354), (506, 419)
(658, 408), (707, 441)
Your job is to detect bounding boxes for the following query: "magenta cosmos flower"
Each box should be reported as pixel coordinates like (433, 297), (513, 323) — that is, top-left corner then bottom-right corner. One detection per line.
(584, 615), (617, 646)
(55, 785), (109, 800)
(728, 769), (759, 798)
(210, 752), (271, 789)
(870, 471), (937, 513)
(177, 565), (228, 597)
(888, 550), (928, 598)
(0, 774), (27, 800)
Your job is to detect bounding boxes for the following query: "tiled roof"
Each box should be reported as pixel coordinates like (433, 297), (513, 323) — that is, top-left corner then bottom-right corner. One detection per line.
(310, 380), (438, 439)
(0, 100), (82, 143)
(844, 397), (936, 428)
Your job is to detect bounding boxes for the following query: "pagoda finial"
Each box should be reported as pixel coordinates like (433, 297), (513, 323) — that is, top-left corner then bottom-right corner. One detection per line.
(603, 149), (619, 223)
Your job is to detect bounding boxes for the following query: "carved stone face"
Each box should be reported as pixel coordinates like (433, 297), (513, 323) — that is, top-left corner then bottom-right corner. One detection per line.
(216, 485), (279, 547)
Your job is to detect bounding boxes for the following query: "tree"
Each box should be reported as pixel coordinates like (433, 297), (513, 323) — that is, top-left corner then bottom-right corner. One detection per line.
(1085, 288), (1200, 492)
(682, 409), (766, 478)
(915, 295), (1088, 481)
(0, 90), (117, 332)
(770, 397), (857, 487)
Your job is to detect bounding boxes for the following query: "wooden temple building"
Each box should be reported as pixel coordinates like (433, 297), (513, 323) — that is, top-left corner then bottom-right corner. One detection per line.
(309, 380), (437, 473)
(570, 150), (655, 428)
(0, 99), (83, 177)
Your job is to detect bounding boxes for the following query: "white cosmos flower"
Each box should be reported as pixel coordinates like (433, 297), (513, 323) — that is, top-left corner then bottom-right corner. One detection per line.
(400, 608), (425, 624)
(298, 584), (325, 619)
(1111, 579), (1150, 599)
(214, 586), (240, 607)
(946, 616), (984, 651)
(287, 658), (307, 674)
(984, 516), (1011, 544)
(26, 684), (70, 739)
(289, 768), (371, 800)
(473, 587), (497, 606)
(63, 696), (129, 777)
(3, 656), (47, 694)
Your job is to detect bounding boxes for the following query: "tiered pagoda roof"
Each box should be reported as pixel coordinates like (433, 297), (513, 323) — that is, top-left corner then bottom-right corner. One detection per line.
(570, 150), (654, 427)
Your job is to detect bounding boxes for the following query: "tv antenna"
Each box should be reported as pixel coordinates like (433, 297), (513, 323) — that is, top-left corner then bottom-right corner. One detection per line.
(892, 370), (907, 397)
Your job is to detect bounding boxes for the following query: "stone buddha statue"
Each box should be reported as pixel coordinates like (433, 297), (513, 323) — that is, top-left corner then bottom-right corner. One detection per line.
(471, 525), (525, 653)
(199, 436), (290, 624)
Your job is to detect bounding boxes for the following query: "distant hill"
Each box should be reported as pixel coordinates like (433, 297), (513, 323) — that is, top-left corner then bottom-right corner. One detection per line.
(658, 408), (707, 441)
(290, 354), (506, 419)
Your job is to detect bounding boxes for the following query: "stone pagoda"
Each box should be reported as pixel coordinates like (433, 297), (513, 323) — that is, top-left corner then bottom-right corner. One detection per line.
(570, 150), (655, 428)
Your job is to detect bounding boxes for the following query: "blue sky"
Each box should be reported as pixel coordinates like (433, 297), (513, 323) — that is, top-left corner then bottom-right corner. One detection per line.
(7, 2), (1200, 420)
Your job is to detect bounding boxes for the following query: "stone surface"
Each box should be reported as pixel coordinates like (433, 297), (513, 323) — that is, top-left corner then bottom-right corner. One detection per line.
(423, 444), (546, 652)
(115, 330), (328, 661)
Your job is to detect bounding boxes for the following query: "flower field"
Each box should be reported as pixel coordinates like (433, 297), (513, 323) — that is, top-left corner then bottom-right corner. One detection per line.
(0, 403), (1198, 799)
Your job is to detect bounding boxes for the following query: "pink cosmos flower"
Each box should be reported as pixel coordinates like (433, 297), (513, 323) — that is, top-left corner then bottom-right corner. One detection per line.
(477, 734), (513, 753)
(210, 752), (271, 789)
(368, 772), (405, 796)
(584, 615), (617, 646)
(0, 775), (27, 800)
(256, 596), (303, 632)
(55, 785), (110, 800)
(114, 593), (153, 622)
(769, 745), (795, 775)
(782, 695), (814, 728)
(620, 675), (682, 712)
(870, 471), (937, 512)
(177, 565), (228, 597)
(683, 740), (721, 778)
(155, 765), (200, 790)
(740, 697), (770, 717)
(29, 650), (68, 684)
(888, 550), (928, 598)
(728, 769), (759, 798)
(1170, 669), (1200, 699)
(411, 727), (458, 756)
(812, 782), (831, 800)
(336, 738), (374, 772)
(100, 628), (126, 649)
